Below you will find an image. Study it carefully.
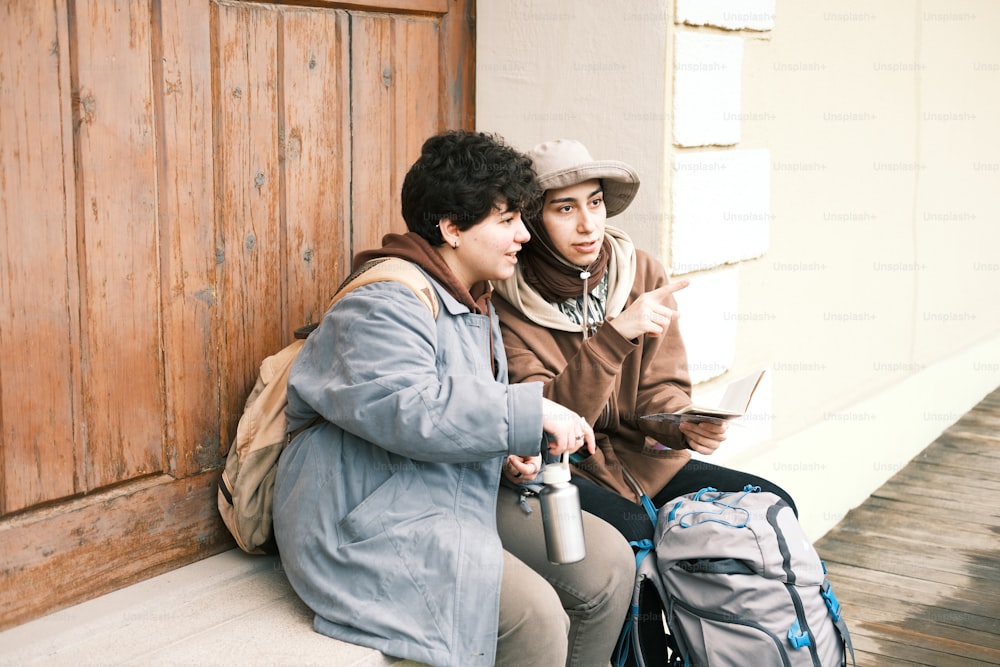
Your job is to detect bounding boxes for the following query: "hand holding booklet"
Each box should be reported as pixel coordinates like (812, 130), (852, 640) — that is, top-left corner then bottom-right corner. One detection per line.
(641, 370), (766, 425)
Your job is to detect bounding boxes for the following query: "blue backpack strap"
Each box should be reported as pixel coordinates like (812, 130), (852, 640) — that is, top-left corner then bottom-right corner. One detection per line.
(821, 578), (856, 666)
(613, 496), (660, 667)
(640, 493), (658, 526)
(613, 589), (638, 667)
(631, 538), (655, 568)
(614, 542), (669, 667)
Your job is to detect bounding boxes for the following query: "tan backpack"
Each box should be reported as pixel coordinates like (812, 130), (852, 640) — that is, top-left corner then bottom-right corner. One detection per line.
(217, 258), (439, 554)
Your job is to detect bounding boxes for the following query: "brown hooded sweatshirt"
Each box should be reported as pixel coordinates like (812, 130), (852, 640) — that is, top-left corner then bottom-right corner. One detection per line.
(493, 225), (693, 503)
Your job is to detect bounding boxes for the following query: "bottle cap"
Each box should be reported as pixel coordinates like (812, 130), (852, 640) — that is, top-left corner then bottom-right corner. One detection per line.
(542, 456), (571, 484)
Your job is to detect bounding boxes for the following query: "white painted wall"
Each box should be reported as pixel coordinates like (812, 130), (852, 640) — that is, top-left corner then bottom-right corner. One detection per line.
(476, 0), (1000, 539)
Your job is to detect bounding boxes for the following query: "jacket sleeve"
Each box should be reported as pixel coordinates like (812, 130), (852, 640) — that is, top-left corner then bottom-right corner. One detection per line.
(288, 282), (544, 462)
(629, 254), (693, 448)
(501, 312), (637, 427)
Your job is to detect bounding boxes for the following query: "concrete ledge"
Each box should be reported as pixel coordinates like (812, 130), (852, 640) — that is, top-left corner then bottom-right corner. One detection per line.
(0, 549), (400, 666)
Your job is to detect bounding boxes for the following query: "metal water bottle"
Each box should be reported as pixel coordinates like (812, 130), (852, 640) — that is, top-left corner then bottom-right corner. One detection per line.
(539, 454), (586, 564)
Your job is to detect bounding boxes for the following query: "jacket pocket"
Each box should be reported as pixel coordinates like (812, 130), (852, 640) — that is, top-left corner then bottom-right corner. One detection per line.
(334, 469), (456, 646)
(337, 469), (436, 544)
(640, 436), (689, 459)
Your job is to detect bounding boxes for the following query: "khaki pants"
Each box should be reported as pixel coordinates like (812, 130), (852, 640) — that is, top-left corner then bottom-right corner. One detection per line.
(495, 486), (634, 667)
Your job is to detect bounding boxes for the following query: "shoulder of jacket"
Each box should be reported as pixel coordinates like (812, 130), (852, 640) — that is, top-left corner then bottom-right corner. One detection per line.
(332, 258), (440, 318)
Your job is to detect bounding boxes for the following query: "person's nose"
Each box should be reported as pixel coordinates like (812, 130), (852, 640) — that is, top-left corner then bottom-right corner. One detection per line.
(514, 216), (531, 243)
(578, 208), (598, 233)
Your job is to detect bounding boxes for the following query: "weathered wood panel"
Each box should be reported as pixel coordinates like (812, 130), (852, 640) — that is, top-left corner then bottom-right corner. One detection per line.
(0, 1), (80, 514)
(213, 3), (284, 448)
(72, 0), (164, 489)
(249, 0), (449, 13)
(155, 0), (221, 476)
(0, 0), (474, 631)
(350, 13), (441, 251)
(0, 471), (227, 630)
(438, 0), (475, 130)
(280, 9), (352, 331)
(395, 14), (443, 194)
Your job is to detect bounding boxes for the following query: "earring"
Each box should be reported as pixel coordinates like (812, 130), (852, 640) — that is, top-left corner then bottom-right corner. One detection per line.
(453, 241), (459, 249)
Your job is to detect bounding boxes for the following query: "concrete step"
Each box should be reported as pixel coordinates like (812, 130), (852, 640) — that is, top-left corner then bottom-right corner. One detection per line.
(0, 549), (411, 666)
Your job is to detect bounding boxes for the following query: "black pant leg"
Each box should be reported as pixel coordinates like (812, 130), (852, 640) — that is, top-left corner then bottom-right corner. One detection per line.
(651, 458), (799, 516)
(571, 475), (658, 543)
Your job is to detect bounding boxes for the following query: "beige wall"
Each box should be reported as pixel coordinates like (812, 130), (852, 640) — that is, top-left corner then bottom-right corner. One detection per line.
(474, 0), (670, 253)
(739, 0), (1000, 431)
(477, 0), (1000, 537)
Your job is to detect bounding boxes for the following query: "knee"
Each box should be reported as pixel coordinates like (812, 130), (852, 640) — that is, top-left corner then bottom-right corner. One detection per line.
(548, 514), (637, 624)
(497, 582), (569, 666)
(581, 519), (636, 611)
(507, 581), (570, 636)
(766, 482), (798, 517)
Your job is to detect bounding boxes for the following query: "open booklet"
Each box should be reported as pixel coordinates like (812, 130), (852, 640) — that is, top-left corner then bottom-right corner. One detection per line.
(640, 369), (766, 425)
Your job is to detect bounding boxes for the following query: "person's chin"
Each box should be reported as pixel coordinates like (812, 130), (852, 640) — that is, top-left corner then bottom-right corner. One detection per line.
(493, 264), (516, 281)
(572, 251), (601, 267)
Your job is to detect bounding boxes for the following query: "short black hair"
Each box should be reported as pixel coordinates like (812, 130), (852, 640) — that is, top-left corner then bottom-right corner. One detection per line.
(401, 130), (539, 245)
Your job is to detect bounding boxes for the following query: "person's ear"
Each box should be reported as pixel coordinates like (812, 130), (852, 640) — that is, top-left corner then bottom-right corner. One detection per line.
(439, 218), (461, 249)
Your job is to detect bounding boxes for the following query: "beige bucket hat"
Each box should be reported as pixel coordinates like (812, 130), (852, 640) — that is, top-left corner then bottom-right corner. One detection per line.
(528, 139), (640, 217)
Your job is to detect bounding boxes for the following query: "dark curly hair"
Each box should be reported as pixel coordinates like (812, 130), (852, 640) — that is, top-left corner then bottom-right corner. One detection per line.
(401, 130), (540, 245)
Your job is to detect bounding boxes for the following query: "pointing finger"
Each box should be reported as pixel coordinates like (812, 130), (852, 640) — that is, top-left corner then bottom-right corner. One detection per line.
(652, 279), (689, 300)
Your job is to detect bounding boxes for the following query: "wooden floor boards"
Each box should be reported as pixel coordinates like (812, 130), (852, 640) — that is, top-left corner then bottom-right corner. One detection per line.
(814, 386), (1000, 666)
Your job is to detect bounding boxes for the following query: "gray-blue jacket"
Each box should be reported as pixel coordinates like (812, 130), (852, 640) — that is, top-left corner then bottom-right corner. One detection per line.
(274, 270), (544, 667)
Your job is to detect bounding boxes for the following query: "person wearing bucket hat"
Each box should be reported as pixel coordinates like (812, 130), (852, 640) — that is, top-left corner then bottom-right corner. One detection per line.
(493, 139), (797, 546)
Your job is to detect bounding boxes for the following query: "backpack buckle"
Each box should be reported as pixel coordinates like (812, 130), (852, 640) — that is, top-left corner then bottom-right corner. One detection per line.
(787, 620), (812, 650)
(821, 580), (842, 622)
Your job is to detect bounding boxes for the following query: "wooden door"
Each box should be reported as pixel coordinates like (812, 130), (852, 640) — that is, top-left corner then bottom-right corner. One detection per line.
(0, 0), (473, 630)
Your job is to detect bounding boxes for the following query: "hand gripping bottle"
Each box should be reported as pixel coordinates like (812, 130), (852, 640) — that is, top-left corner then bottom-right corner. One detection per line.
(539, 453), (586, 564)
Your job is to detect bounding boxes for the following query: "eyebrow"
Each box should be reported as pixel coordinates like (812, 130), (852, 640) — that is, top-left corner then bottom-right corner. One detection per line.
(547, 187), (603, 206)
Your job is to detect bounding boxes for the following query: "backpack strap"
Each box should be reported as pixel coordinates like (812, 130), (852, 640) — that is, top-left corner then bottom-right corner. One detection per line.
(293, 257), (439, 339)
(614, 552), (679, 667)
(821, 577), (857, 666)
(333, 257), (439, 317)
(613, 494), (662, 667)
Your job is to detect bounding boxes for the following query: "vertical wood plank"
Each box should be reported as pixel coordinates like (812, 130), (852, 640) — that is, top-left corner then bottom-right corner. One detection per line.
(72, 0), (163, 490)
(214, 3), (282, 448)
(280, 8), (352, 331)
(350, 13), (443, 254)
(396, 17), (441, 188)
(438, 0), (475, 130)
(349, 13), (398, 254)
(154, 0), (220, 473)
(0, 1), (80, 513)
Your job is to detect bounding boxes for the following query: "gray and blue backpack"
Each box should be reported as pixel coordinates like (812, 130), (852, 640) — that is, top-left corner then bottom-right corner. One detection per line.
(615, 486), (855, 667)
